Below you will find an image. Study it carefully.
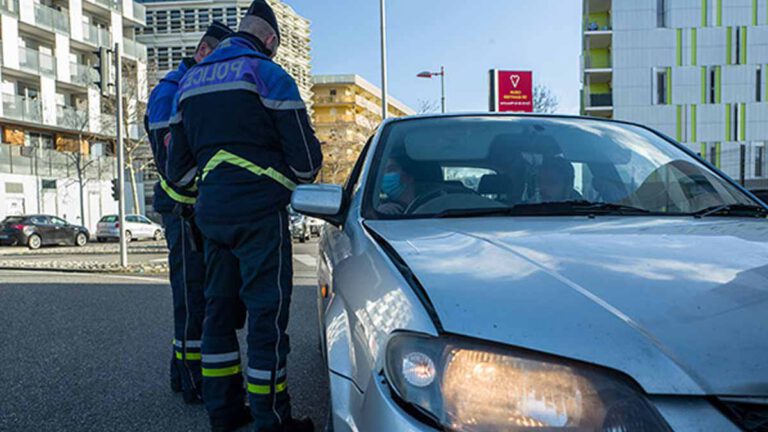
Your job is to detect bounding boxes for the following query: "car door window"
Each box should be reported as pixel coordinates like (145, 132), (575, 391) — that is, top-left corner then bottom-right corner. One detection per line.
(345, 136), (373, 198)
(50, 217), (68, 226)
(30, 216), (48, 225)
(126, 216), (139, 223)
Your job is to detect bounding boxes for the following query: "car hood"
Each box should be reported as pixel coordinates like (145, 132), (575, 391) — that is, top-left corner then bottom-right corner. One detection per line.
(365, 217), (768, 396)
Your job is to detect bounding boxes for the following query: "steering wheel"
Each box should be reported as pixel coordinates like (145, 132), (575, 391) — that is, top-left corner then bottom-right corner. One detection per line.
(404, 186), (479, 214)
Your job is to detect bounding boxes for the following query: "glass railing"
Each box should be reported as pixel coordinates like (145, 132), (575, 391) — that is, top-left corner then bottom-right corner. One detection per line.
(88, 0), (121, 12)
(56, 105), (89, 130)
(70, 62), (99, 87)
(2, 94), (43, 124)
(584, 55), (612, 70)
(19, 46), (56, 76)
(132, 2), (146, 22)
(82, 22), (112, 47)
(33, 3), (70, 34)
(122, 38), (147, 60)
(0, 0), (19, 16)
(0, 143), (117, 179)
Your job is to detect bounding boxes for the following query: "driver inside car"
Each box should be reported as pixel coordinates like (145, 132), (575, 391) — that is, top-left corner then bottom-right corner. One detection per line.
(378, 157), (418, 215)
(538, 156), (584, 203)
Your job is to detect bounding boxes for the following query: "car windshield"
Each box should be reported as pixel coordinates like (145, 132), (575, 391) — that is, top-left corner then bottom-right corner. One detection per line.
(100, 216), (118, 223)
(365, 116), (757, 219)
(2, 217), (25, 224)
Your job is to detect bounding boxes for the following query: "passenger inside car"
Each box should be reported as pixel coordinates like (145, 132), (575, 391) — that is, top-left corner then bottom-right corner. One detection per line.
(537, 156), (583, 203)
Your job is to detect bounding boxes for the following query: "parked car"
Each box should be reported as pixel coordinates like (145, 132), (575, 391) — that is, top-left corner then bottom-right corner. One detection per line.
(96, 214), (164, 242)
(289, 212), (311, 243)
(306, 217), (324, 236)
(293, 114), (768, 432)
(0, 215), (89, 249)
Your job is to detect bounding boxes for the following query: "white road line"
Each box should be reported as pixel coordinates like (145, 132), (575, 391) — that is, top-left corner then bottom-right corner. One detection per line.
(294, 254), (317, 268)
(0, 269), (167, 284)
(150, 258), (168, 263)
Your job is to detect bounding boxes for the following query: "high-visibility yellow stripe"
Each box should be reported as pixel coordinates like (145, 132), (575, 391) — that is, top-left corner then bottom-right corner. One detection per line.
(175, 352), (202, 361)
(201, 149), (297, 191)
(202, 365), (242, 378)
(160, 178), (197, 205)
(247, 381), (287, 395)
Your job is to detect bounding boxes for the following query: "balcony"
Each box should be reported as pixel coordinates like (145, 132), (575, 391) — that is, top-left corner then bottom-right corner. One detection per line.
(314, 95), (355, 105)
(2, 94), (43, 124)
(131, 2), (146, 23)
(86, 0), (121, 12)
(122, 38), (146, 61)
(70, 62), (99, 87)
(98, 113), (116, 136)
(0, 143), (117, 179)
(19, 46), (56, 77)
(589, 93), (613, 107)
(0, 0), (18, 16)
(56, 104), (89, 130)
(82, 22), (112, 47)
(32, 3), (70, 34)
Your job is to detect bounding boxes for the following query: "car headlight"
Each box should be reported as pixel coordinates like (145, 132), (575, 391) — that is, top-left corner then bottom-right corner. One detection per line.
(385, 333), (670, 431)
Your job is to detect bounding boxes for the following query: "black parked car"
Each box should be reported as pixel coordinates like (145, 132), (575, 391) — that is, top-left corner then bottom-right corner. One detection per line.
(0, 215), (89, 249)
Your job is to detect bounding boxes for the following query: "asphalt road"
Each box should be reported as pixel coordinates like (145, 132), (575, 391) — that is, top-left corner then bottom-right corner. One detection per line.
(0, 240), (327, 432)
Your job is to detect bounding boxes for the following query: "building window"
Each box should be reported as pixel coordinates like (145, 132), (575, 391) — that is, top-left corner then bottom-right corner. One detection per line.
(655, 69), (669, 105)
(757, 66), (763, 103)
(755, 143), (765, 177)
(156, 11), (167, 33)
(226, 7), (237, 28)
(657, 0), (667, 28)
(170, 10), (182, 32)
(708, 67), (717, 104)
(26, 132), (54, 149)
(709, 143), (719, 166)
(157, 47), (169, 70)
(735, 27), (742, 65)
(198, 9), (209, 26)
(184, 9), (196, 31)
(212, 8), (223, 22)
(731, 104), (740, 142)
(171, 47), (184, 68)
(330, 89), (337, 96)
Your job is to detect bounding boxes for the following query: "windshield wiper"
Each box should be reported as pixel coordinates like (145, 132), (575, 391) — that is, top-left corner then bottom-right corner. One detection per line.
(693, 203), (768, 218)
(433, 201), (651, 219)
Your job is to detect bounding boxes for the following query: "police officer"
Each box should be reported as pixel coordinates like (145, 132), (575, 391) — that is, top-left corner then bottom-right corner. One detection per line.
(144, 21), (233, 405)
(167, 1), (322, 431)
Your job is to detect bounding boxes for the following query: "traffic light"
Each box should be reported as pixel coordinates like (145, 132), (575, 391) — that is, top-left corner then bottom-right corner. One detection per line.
(111, 179), (119, 201)
(93, 47), (112, 97)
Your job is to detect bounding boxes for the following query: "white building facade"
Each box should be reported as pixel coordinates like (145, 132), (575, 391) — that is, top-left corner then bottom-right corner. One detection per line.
(582, 0), (768, 188)
(0, 0), (149, 230)
(136, 0), (313, 103)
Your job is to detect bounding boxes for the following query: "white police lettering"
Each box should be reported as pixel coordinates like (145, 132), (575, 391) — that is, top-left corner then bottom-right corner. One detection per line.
(229, 59), (245, 79)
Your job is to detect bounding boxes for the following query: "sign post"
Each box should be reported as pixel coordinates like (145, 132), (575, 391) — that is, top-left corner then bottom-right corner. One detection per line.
(490, 70), (534, 113)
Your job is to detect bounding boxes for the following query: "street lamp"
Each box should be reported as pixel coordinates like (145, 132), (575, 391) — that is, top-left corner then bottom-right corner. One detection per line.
(417, 66), (446, 113)
(379, 0), (388, 120)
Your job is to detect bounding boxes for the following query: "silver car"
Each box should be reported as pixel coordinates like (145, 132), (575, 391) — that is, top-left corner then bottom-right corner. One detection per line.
(96, 214), (164, 242)
(293, 114), (768, 432)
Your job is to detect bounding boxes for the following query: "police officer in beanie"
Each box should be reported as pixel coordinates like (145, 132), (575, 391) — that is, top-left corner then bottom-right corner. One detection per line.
(144, 20), (233, 405)
(167, 1), (322, 430)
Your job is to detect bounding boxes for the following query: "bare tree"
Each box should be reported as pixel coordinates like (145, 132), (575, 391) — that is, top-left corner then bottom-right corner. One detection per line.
(102, 60), (150, 214)
(417, 99), (441, 114)
(59, 102), (100, 226)
(533, 84), (560, 114)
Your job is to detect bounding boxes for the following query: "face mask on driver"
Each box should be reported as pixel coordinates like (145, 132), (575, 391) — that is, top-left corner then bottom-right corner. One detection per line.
(382, 172), (405, 200)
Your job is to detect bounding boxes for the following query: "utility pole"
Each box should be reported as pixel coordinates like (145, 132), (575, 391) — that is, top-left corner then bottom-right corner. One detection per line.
(440, 66), (446, 113)
(114, 42), (128, 267)
(379, 0), (388, 120)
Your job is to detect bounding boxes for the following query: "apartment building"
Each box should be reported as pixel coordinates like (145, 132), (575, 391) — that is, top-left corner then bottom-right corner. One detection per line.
(136, 0), (313, 102)
(312, 74), (414, 184)
(581, 0), (768, 189)
(0, 0), (149, 229)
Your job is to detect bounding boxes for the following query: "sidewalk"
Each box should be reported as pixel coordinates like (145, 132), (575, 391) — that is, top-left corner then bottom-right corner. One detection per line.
(0, 240), (169, 274)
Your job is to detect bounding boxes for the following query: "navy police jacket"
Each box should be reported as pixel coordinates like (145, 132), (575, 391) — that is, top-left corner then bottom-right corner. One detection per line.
(144, 58), (197, 213)
(167, 33), (323, 223)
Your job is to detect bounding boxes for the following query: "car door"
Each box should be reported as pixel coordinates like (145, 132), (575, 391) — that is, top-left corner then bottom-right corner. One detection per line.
(49, 217), (72, 244)
(32, 216), (57, 245)
(124, 216), (138, 239)
(138, 216), (156, 238)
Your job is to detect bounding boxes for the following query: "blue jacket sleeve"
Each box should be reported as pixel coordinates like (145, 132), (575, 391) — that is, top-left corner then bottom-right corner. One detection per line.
(262, 69), (323, 184)
(167, 91), (198, 188)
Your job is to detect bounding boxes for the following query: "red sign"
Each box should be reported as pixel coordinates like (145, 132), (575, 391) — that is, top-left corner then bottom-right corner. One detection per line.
(491, 70), (533, 113)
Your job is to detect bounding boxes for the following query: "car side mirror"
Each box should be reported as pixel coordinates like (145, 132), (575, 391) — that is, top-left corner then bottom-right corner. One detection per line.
(292, 184), (345, 226)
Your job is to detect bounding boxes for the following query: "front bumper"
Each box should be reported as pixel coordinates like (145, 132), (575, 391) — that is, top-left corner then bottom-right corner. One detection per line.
(331, 371), (741, 432)
(329, 371), (437, 432)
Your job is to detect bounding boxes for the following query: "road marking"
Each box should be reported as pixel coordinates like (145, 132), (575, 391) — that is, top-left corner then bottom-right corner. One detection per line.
(150, 258), (168, 263)
(0, 269), (167, 284)
(294, 254), (317, 268)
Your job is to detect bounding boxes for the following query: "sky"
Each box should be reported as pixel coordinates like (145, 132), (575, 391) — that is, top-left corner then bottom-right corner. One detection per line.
(285, 0), (583, 114)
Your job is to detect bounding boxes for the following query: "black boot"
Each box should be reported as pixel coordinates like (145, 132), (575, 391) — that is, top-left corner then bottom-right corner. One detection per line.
(211, 408), (253, 432)
(257, 417), (315, 432)
(182, 388), (203, 405)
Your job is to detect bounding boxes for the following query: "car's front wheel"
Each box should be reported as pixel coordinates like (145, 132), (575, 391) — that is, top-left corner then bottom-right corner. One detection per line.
(75, 232), (88, 247)
(125, 230), (133, 242)
(27, 234), (42, 250)
(153, 230), (163, 241)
